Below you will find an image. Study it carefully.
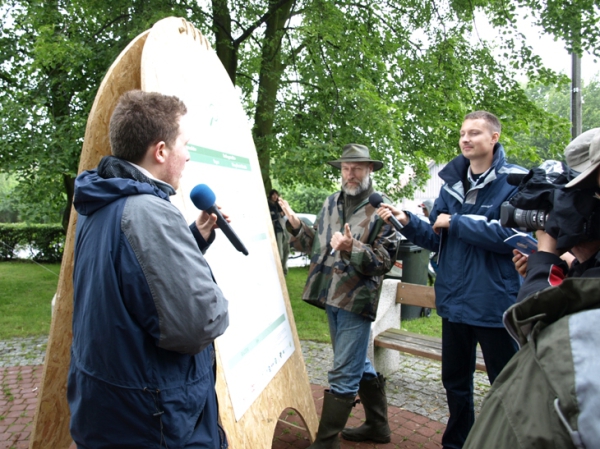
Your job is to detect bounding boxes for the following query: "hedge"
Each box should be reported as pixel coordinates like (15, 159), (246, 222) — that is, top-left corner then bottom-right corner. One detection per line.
(0, 223), (65, 263)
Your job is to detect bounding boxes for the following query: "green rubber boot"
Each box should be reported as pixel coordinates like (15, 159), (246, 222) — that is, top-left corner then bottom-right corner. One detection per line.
(341, 373), (391, 443)
(308, 390), (356, 449)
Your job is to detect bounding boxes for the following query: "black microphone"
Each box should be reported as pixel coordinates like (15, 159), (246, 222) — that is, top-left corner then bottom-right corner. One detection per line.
(368, 192), (404, 232)
(190, 184), (249, 256)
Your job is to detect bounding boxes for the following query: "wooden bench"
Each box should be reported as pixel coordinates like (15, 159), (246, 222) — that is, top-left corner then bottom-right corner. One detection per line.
(373, 282), (487, 373)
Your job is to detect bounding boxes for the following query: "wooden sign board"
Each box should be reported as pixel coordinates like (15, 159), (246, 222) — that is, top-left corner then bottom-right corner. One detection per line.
(29, 17), (317, 449)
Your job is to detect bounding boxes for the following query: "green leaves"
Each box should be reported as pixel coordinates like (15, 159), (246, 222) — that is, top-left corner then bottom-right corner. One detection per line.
(1, 0), (599, 221)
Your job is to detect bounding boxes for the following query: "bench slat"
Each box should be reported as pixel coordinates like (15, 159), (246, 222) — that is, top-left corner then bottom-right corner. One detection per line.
(375, 329), (487, 372)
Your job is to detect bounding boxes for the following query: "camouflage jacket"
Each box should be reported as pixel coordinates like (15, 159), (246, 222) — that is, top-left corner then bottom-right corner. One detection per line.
(288, 191), (398, 321)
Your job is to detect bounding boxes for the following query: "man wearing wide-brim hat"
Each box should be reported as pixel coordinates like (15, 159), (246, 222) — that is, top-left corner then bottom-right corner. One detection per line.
(279, 143), (398, 448)
(327, 143), (384, 171)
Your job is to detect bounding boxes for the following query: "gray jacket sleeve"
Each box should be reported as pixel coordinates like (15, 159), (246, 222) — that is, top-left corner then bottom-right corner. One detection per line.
(122, 194), (229, 355)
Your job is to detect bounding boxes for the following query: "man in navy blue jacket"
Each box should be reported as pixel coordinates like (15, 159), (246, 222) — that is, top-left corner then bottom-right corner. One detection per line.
(68, 90), (229, 448)
(378, 111), (527, 449)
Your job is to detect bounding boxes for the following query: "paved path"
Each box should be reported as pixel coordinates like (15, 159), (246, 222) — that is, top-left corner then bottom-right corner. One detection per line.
(0, 337), (491, 448)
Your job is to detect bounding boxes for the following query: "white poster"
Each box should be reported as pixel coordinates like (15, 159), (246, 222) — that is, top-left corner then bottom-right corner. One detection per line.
(141, 19), (295, 421)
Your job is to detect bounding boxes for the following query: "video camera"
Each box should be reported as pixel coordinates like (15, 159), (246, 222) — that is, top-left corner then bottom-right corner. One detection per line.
(500, 204), (548, 231)
(500, 160), (600, 251)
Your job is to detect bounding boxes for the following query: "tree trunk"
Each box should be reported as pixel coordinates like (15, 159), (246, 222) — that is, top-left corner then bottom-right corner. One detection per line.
(212, 0), (237, 84)
(252, 0), (294, 194)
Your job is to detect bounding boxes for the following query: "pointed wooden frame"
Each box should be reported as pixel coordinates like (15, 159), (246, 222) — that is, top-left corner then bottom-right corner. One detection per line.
(28, 18), (317, 449)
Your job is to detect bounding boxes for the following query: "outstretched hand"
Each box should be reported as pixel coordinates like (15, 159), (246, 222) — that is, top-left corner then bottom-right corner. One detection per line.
(331, 223), (353, 253)
(278, 198), (301, 229)
(377, 203), (408, 225)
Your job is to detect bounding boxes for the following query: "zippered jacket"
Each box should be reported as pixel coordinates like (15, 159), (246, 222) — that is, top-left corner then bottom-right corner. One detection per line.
(68, 156), (229, 448)
(464, 272), (600, 449)
(399, 144), (527, 327)
(288, 189), (398, 321)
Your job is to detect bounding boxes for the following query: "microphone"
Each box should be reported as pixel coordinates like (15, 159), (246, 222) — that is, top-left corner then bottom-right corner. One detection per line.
(190, 184), (249, 256)
(368, 192), (404, 232)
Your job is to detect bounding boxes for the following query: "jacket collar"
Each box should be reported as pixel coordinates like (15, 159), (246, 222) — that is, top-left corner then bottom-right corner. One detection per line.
(440, 142), (506, 186)
(98, 156), (176, 197)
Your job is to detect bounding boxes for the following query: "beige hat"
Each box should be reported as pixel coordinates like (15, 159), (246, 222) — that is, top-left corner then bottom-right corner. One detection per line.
(565, 128), (600, 172)
(565, 130), (600, 188)
(328, 144), (383, 171)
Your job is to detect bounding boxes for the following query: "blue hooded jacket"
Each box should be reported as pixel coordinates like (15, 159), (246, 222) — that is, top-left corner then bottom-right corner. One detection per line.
(68, 156), (229, 448)
(400, 144), (527, 327)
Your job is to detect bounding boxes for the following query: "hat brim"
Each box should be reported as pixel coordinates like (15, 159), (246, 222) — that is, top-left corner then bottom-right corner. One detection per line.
(328, 159), (384, 172)
(565, 160), (600, 188)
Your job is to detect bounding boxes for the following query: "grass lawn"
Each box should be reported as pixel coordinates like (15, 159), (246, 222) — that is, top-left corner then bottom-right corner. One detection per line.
(0, 261), (61, 339)
(0, 262), (440, 341)
(285, 266), (330, 342)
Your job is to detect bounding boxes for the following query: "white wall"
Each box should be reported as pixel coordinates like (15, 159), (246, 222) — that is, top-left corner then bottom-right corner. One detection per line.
(396, 161), (446, 215)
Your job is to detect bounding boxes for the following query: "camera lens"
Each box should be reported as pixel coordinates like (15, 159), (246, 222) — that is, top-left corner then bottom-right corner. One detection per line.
(514, 209), (547, 231)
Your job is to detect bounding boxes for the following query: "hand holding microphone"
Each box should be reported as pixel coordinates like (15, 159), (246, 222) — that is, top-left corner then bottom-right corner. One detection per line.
(369, 192), (406, 232)
(190, 184), (249, 256)
(195, 207), (228, 239)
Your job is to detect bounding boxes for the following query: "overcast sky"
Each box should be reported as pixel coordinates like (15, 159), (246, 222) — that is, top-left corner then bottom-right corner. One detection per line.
(473, 12), (599, 82)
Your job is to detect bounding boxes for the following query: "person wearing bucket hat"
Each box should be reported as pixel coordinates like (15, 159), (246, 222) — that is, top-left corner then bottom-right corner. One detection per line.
(510, 128), (600, 278)
(564, 127), (599, 173)
(376, 111), (529, 449)
(463, 130), (600, 449)
(565, 128), (600, 188)
(278, 143), (398, 448)
(327, 144), (384, 171)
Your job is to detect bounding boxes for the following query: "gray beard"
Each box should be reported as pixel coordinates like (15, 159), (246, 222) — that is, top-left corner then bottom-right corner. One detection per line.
(342, 175), (371, 196)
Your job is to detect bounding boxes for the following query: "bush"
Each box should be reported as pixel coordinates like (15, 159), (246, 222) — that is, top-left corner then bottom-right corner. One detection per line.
(0, 223), (65, 262)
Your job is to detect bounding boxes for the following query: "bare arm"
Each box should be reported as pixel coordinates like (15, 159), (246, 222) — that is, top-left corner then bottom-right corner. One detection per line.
(278, 198), (301, 229)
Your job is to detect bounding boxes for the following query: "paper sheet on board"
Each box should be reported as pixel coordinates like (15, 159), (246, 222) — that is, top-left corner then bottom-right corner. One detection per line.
(141, 21), (295, 421)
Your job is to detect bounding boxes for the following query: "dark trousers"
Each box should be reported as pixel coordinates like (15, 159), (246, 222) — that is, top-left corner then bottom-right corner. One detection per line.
(440, 319), (518, 449)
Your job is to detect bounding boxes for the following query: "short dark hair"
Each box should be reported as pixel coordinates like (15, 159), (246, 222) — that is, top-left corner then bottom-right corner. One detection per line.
(109, 90), (187, 163)
(464, 110), (501, 134)
(269, 189), (279, 197)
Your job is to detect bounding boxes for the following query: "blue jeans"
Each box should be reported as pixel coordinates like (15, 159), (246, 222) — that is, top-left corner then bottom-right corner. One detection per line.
(441, 319), (518, 449)
(326, 305), (378, 396)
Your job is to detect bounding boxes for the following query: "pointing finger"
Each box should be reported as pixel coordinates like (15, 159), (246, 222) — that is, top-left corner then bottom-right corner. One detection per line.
(344, 223), (352, 237)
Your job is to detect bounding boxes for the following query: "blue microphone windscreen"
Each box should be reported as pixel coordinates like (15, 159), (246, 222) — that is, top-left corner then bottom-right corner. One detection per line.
(190, 184), (216, 210)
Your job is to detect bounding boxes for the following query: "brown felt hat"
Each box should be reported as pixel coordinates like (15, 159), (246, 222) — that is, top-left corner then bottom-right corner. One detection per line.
(327, 144), (383, 172)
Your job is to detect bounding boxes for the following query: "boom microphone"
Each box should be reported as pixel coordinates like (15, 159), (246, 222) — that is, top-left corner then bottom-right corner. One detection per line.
(190, 184), (249, 256)
(368, 192), (404, 232)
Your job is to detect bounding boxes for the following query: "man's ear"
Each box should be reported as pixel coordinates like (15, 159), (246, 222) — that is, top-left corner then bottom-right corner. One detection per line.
(152, 141), (168, 164)
(491, 132), (500, 144)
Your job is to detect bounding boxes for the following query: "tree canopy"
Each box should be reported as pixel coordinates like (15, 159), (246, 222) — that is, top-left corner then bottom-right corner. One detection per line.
(1, 0), (599, 224)
(509, 76), (600, 169)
